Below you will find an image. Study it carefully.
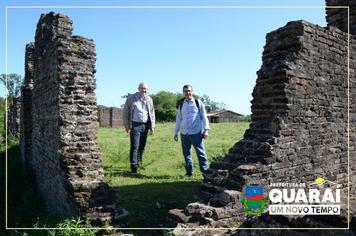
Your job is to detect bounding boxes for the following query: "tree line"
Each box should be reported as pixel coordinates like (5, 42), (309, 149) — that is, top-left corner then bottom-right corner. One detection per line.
(151, 92), (252, 122)
(150, 91), (226, 122)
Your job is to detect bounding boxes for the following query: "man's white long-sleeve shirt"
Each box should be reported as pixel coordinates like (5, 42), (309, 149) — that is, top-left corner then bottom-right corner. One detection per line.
(174, 99), (209, 136)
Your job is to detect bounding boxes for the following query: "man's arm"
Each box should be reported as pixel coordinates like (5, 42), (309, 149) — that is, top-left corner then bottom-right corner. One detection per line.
(149, 97), (156, 134)
(199, 101), (209, 138)
(122, 96), (132, 133)
(174, 108), (181, 141)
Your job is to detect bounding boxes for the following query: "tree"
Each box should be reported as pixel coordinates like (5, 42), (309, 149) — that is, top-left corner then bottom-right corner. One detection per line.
(175, 92), (185, 109)
(240, 114), (251, 122)
(121, 93), (133, 99)
(0, 73), (23, 98)
(199, 94), (226, 113)
(151, 91), (177, 122)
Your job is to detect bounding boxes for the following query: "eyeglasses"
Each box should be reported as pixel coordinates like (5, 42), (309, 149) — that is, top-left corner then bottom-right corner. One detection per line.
(183, 90), (192, 93)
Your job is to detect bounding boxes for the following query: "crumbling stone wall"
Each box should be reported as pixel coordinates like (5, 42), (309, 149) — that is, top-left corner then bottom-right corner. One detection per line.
(7, 97), (21, 136)
(169, 1), (355, 230)
(98, 106), (111, 127)
(20, 43), (34, 167)
(111, 107), (123, 127)
(326, 0), (356, 34)
(327, 3), (356, 202)
(98, 106), (123, 127)
(20, 12), (127, 226)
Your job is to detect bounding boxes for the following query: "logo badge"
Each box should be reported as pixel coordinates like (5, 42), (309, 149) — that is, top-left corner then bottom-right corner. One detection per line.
(241, 184), (269, 216)
(268, 178), (341, 215)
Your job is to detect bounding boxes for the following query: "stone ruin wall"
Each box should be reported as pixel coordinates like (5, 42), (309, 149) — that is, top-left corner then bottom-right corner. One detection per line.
(20, 12), (127, 226)
(169, 0), (355, 229)
(111, 107), (123, 127)
(7, 97), (21, 136)
(327, 0), (356, 204)
(98, 106), (110, 127)
(326, 0), (356, 34)
(20, 43), (34, 169)
(98, 106), (123, 128)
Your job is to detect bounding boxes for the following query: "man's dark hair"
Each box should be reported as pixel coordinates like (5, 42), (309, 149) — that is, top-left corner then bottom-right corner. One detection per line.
(183, 84), (193, 91)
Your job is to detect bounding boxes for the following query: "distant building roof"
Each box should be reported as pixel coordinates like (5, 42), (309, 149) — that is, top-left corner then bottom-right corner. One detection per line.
(207, 109), (243, 117)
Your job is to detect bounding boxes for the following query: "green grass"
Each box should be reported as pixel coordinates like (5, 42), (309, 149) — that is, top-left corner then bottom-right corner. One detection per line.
(98, 122), (249, 227)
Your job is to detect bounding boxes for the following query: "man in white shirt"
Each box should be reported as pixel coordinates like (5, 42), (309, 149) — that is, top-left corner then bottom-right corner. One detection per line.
(123, 82), (155, 175)
(174, 84), (209, 177)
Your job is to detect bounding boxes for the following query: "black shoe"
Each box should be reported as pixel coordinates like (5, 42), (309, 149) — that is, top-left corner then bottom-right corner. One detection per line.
(183, 173), (193, 178)
(131, 167), (137, 176)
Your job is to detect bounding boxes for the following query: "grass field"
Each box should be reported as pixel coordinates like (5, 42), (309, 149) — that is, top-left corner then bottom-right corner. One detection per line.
(98, 122), (249, 227)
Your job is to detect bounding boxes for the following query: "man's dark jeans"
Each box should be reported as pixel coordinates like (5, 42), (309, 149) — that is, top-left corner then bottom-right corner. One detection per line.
(130, 121), (149, 171)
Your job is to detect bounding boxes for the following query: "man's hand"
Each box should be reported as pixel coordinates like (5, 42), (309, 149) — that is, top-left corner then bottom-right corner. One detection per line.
(125, 127), (131, 133)
(174, 134), (179, 142)
(150, 128), (154, 135)
(203, 132), (208, 139)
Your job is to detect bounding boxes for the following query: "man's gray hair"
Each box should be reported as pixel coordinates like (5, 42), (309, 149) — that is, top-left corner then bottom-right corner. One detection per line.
(138, 82), (148, 89)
